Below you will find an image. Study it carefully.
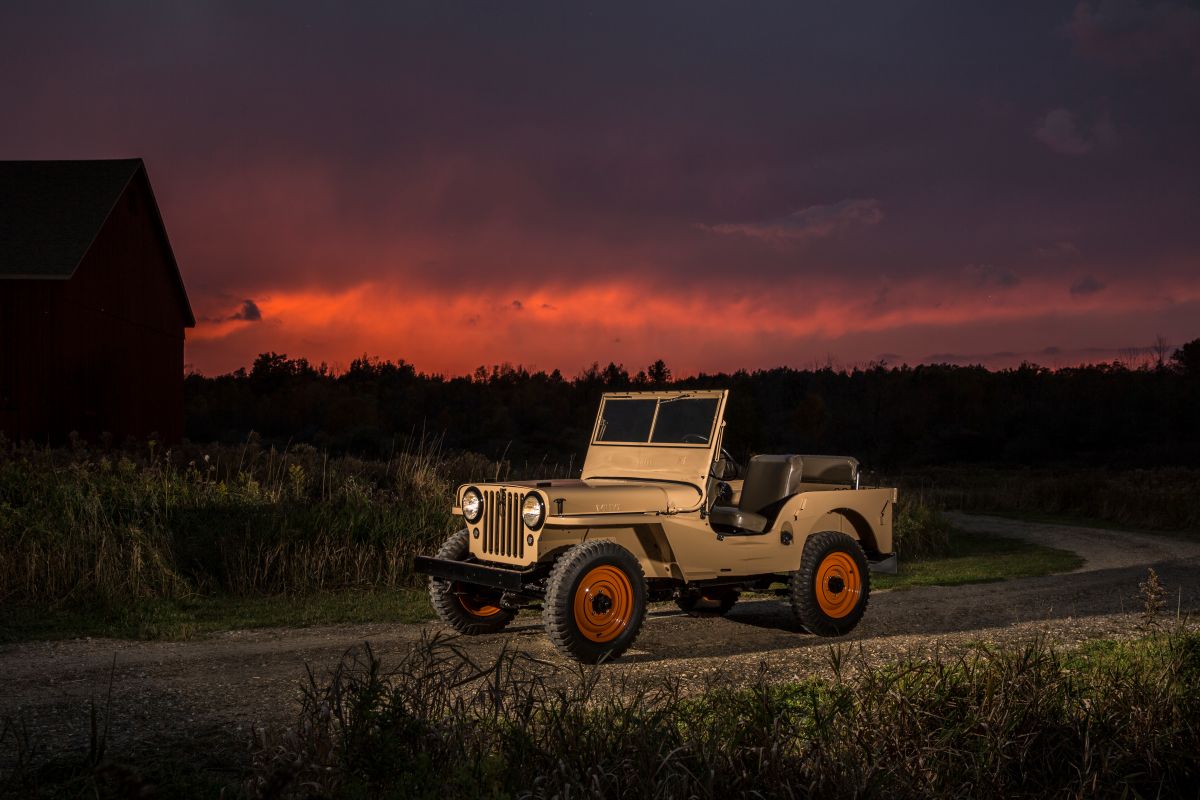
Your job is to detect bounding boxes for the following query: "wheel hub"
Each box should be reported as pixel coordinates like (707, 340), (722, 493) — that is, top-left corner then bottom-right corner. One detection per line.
(591, 591), (613, 614)
(573, 565), (634, 643)
(814, 551), (862, 619)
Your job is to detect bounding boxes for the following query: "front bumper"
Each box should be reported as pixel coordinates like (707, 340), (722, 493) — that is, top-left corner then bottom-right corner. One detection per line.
(414, 555), (538, 592)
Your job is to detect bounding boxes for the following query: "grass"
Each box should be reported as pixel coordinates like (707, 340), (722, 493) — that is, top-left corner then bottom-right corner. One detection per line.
(243, 627), (1200, 799)
(898, 465), (1200, 532)
(0, 438), (497, 608)
(0, 589), (434, 643)
(875, 529), (1084, 590)
(9, 626), (1185, 799)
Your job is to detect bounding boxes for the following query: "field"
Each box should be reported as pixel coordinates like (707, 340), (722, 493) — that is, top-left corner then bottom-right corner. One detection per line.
(3, 442), (1200, 798)
(1, 441), (1096, 641)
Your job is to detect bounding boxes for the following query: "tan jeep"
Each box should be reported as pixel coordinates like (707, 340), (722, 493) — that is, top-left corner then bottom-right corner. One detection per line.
(416, 389), (897, 663)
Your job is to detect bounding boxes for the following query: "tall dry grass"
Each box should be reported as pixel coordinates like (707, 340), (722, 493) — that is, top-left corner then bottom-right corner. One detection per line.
(242, 628), (1200, 799)
(891, 492), (953, 558)
(0, 438), (495, 607)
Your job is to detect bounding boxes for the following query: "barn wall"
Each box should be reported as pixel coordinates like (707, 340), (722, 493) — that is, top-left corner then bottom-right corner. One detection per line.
(0, 170), (188, 443)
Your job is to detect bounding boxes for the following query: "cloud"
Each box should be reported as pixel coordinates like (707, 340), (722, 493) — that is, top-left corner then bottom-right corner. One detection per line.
(963, 264), (1020, 288)
(229, 299), (262, 321)
(199, 298), (262, 324)
(1068, 0), (1200, 71)
(699, 198), (882, 244)
(181, 271), (1200, 376)
(1070, 275), (1107, 296)
(1034, 108), (1116, 156)
(1033, 241), (1080, 260)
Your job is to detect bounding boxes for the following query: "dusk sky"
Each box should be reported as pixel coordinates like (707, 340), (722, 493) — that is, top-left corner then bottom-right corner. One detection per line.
(3, 2), (1198, 376)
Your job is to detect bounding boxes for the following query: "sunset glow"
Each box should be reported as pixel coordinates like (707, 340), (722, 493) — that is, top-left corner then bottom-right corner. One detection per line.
(2, 3), (1196, 377)
(189, 271), (1200, 376)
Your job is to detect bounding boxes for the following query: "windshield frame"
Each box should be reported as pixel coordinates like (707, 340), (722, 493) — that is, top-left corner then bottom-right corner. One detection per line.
(589, 393), (721, 448)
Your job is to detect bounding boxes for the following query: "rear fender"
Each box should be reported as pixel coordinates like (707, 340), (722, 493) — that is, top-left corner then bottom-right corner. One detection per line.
(774, 487), (895, 563)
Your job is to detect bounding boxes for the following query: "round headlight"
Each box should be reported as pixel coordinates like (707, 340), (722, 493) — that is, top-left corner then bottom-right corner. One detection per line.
(462, 487), (483, 523)
(522, 493), (545, 530)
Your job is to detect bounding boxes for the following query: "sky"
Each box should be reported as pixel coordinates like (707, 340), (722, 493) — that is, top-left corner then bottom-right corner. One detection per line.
(2, 1), (1198, 376)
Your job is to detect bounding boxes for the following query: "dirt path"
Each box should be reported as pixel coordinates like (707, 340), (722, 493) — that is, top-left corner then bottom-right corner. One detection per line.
(2, 515), (1198, 772)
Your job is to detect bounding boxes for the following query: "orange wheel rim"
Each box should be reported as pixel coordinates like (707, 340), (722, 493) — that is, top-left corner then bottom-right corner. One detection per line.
(815, 552), (861, 619)
(572, 565), (634, 643)
(454, 583), (502, 617)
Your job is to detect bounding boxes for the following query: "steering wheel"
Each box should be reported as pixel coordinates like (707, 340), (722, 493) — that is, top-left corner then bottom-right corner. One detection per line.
(680, 434), (738, 478)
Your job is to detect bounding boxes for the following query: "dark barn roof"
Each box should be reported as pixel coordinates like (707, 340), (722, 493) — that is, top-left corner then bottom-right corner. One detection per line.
(0, 158), (195, 325)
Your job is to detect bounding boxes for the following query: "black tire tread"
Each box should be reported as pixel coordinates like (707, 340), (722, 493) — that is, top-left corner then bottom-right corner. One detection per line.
(789, 530), (870, 636)
(428, 529), (515, 635)
(543, 539), (648, 663)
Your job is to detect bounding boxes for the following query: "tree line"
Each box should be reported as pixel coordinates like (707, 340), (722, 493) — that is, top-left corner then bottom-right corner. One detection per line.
(184, 339), (1200, 470)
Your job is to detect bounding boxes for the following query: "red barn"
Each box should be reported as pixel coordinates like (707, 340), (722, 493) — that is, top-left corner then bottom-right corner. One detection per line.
(0, 159), (195, 443)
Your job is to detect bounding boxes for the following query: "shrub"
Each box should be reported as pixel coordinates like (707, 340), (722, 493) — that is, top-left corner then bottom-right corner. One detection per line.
(892, 493), (952, 559)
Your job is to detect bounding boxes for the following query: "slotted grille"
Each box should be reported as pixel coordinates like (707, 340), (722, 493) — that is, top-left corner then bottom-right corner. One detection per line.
(480, 488), (525, 559)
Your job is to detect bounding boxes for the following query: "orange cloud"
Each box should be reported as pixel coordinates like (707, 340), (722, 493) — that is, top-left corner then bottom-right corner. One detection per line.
(184, 271), (1200, 376)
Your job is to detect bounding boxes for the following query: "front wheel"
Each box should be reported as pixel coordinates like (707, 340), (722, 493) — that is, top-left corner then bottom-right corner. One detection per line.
(428, 529), (516, 635)
(790, 531), (870, 636)
(544, 540), (648, 663)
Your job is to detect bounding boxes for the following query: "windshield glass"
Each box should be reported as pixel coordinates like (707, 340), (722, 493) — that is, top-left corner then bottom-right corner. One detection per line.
(594, 395), (720, 445)
(595, 398), (657, 442)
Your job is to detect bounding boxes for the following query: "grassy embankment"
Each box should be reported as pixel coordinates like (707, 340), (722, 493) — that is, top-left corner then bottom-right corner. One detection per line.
(0, 440), (475, 641)
(0, 442), (1114, 641)
(876, 496), (1082, 590)
(900, 465), (1200, 534)
(4, 622), (1197, 799)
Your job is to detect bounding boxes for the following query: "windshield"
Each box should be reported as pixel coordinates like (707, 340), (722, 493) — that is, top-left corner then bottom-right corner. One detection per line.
(594, 396), (720, 445)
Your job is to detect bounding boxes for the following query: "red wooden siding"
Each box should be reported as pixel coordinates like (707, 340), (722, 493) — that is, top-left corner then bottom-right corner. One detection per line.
(0, 171), (190, 443)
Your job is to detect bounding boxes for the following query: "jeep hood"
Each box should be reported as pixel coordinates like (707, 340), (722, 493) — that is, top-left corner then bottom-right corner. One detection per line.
(505, 478), (702, 516)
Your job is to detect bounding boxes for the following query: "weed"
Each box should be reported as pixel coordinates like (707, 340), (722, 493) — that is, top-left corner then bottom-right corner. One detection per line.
(892, 492), (952, 559)
(1139, 567), (1167, 630)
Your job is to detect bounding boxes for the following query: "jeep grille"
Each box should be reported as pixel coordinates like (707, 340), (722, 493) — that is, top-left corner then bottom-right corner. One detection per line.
(480, 488), (525, 560)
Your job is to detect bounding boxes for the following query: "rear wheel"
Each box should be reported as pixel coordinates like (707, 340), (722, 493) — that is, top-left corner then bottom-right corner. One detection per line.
(675, 589), (740, 615)
(428, 529), (516, 635)
(790, 531), (870, 636)
(544, 540), (648, 663)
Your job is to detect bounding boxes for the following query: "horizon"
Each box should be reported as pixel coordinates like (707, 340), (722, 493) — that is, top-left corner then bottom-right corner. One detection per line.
(4, 2), (1198, 376)
(185, 339), (1188, 381)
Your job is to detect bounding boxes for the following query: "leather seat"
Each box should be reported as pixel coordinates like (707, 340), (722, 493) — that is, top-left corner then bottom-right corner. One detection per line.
(710, 454), (804, 533)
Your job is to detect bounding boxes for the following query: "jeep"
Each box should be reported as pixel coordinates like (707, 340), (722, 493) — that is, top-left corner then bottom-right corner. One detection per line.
(415, 390), (897, 663)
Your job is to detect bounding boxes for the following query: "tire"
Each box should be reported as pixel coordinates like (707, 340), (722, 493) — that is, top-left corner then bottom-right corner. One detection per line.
(543, 539), (648, 664)
(790, 531), (870, 636)
(675, 589), (740, 616)
(428, 529), (516, 635)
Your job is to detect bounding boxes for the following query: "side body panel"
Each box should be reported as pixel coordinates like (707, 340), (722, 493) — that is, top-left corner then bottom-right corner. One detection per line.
(661, 487), (895, 580)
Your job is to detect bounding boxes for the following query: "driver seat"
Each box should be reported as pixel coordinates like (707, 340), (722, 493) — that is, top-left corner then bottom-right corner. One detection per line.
(709, 454), (803, 533)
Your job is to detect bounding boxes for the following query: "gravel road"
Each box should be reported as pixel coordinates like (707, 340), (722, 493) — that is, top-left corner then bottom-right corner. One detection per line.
(2, 514), (1198, 773)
